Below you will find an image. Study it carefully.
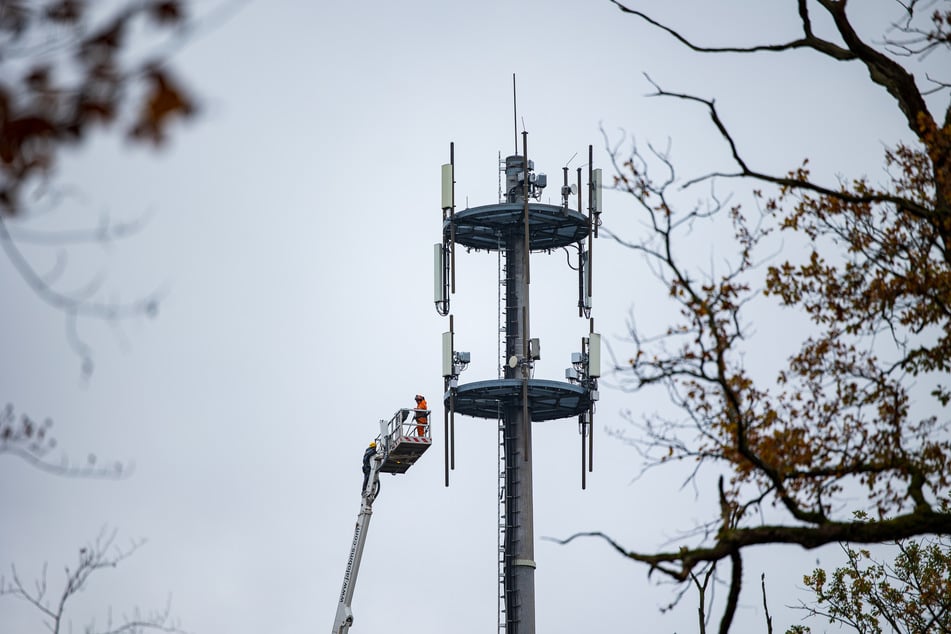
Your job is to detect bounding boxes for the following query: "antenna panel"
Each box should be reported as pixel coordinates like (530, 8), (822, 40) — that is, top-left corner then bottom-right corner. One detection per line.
(588, 333), (602, 378)
(592, 168), (603, 213)
(441, 164), (453, 210)
(434, 243), (446, 304)
(581, 250), (592, 310)
(442, 331), (453, 377)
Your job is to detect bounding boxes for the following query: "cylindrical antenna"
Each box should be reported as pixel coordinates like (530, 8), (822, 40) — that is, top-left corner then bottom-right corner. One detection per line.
(512, 74), (518, 155)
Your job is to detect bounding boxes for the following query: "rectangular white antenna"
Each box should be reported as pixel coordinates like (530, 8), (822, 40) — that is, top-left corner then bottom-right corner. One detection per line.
(588, 333), (601, 378)
(434, 243), (445, 304)
(592, 168), (603, 213)
(581, 250), (592, 310)
(441, 164), (453, 210)
(442, 331), (453, 377)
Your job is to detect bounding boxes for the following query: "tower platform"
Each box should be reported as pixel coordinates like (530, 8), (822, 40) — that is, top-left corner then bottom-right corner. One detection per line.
(445, 202), (589, 251)
(445, 378), (591, 422)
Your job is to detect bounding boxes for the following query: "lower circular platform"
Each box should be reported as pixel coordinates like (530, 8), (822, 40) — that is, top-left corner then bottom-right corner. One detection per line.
(445, 378), (591, 422)
(446, 202), (589, 251)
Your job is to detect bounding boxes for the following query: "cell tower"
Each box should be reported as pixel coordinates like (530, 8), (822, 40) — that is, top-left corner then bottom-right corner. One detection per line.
(434, 125), (603, 633)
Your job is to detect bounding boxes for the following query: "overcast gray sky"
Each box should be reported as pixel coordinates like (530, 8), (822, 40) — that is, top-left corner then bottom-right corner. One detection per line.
(1, 1), (931, 633)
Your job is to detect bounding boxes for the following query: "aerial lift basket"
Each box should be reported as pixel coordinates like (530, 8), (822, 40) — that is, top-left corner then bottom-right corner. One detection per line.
(377, 408), (431, 474)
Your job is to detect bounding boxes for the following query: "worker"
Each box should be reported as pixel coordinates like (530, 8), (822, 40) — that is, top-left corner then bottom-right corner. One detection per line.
(361, 441), (377, 494)
(414, 394), (428, 437)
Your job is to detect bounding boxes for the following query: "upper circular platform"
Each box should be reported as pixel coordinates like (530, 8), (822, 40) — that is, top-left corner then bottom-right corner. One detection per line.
(445, 203), (589, 251)
(445, 378), (591, 422)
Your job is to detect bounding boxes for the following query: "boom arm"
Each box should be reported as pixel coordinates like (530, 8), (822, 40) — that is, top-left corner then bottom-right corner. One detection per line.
(332, 450), (382, 634)
(331, 408), (431, 633)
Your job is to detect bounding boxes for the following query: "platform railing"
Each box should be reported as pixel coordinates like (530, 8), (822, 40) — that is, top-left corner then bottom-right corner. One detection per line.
(378, 408), (431, 453)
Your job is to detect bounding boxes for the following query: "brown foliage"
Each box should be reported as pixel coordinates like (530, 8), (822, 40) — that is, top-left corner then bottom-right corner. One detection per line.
(0, 0), (196, 214)
(562, 2), (951, 632)
(0, 0), (200, 375)
(796, 536), (951, 633)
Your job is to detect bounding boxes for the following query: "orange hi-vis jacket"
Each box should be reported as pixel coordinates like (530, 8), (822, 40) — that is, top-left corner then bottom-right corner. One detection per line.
(415, 398), (428, 436)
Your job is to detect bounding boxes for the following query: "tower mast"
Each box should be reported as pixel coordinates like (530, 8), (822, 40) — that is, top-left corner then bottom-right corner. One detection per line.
(436, 130), (602, 634)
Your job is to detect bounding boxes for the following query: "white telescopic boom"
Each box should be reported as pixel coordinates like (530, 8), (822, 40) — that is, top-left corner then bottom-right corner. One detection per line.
(332, 452), (382, 634)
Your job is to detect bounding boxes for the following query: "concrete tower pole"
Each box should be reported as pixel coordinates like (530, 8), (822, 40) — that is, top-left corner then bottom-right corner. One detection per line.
(502, 155), (535, 634)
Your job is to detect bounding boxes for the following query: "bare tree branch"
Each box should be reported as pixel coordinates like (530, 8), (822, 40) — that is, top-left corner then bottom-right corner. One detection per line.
(555, 507), (950, 580)
(0, 214), (163, 377)
(610, 0), (856, 60)
(0, 529), (188, 634)
(0, 404), (130, 478)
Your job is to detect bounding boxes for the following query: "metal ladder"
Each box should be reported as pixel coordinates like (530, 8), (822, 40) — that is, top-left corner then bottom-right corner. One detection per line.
(497, 408), (507, 633)
(497, 234), (507, 379)
(497, 233), (508, 633)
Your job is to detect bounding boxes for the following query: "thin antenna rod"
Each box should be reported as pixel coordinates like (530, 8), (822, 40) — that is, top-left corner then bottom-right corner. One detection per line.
(581, 416), (587, 490)
(450, 314), (457, 471)
(444, 314), (455, 487)
(589, 317), (595, 473)
(512, 73), (518, 155)
(577, 167), (583, 223)
(587, 145), (594, 302)
(444, 401), (450, 487)
(451, 391), (456, 470)
(521, 130), (531, 463)
(450, 142), (456, 293)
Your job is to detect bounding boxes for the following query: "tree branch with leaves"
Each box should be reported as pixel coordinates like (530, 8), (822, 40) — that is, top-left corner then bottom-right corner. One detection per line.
(0, 0), (197, 377)
(794, 533), (951, 633)
(561, 1), (951, 631)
